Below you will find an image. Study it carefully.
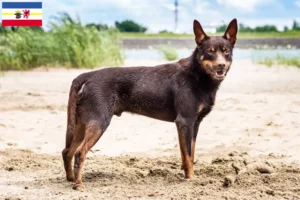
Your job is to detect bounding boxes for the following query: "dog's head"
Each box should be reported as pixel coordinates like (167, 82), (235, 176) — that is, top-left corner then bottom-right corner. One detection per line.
(193, 19), (238, 81)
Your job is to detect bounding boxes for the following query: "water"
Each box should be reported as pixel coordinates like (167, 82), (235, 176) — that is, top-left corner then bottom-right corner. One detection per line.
(124, 48), (300, 61)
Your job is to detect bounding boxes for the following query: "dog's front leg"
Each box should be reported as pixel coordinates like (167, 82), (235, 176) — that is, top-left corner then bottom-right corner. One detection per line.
(191, 119), (201, 165)
(175, 116), (195, 179)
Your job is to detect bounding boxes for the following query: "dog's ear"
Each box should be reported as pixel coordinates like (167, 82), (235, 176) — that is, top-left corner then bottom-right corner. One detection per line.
(223, 18), (238, 46)
(193, 19), (209, 45)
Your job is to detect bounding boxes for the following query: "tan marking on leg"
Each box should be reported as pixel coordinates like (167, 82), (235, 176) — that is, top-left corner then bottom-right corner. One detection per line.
(180, 149), (185, 170)
(73, 121), (103, 189)
(192, 120), (201, 166)
(191, 139), (196, 164)
(177, 129), (194, 179)
(66, 121), (85, 182)
(200, 55), (204, 60)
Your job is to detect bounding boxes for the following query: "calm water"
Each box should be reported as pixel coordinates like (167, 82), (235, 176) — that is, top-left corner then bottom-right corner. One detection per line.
(124, 49), (300, 61)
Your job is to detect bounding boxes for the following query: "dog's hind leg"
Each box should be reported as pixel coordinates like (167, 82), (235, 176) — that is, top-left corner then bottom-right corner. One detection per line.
(62, 124), (74, 181)
(72, 119), (110, 190)
(62, 81), (85, 182)
(64, 121), (86, 182)
(73, 111), (112, 190)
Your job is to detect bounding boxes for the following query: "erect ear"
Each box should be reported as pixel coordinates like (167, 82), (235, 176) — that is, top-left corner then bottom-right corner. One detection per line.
(223, 18), (238, 46)
(193, 19), (209, 45)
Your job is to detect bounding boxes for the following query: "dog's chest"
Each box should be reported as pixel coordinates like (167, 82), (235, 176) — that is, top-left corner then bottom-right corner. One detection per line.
(196, 94), (215, 116)
(197, 103), (210, 113)
(197, 104), (206, 113)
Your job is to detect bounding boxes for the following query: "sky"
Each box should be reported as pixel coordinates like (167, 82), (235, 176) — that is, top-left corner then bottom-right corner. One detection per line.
(1, 0), (300, 33)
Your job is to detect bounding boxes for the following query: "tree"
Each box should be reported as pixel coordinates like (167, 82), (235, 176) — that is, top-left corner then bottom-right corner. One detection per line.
(159, 30), (173, 34)
(115, 20), (147, 32)
(239, 23), (254, 32)
(216, 24), (227, 32)
(284, 26), (289, 32)
(292, 20), (300, 31)
(255, 25), (278, 32)
(229, 23), (279, 33)
(86, 23), (109, 31)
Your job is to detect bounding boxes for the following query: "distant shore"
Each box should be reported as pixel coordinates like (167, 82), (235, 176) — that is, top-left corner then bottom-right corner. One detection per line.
(122, 38), (300, 49)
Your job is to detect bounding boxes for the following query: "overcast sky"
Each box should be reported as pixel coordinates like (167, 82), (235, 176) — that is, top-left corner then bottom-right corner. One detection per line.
(2, 0), (300, 32)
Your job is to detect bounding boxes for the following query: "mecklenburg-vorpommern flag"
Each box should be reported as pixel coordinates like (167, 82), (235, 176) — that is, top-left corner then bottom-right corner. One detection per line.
(2, 2), (42, 26)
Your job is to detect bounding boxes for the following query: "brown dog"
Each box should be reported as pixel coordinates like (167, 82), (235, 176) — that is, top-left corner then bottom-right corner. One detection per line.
(62, 19), (238, 189)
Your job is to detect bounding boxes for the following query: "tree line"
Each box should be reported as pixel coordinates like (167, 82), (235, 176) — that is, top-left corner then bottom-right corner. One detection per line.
(216, 20), (300, 33)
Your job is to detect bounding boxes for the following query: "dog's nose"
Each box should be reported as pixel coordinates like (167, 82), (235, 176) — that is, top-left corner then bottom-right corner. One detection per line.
(217, 63), (225, 68)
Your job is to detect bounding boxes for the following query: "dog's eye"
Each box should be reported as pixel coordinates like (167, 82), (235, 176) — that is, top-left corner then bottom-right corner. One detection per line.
(207, 48), (215, 54)
(223, 47), (230, 55)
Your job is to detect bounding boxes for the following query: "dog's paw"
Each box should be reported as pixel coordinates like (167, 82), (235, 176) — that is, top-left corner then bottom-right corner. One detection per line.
(66, 176), (74, 182)
(72, 183), (85, 191)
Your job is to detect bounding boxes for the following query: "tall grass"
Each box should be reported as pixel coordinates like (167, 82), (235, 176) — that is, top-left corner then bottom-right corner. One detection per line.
(0, 13), (123, 71)
(157, 45), (179, 61)
(259, 54), (300, 68)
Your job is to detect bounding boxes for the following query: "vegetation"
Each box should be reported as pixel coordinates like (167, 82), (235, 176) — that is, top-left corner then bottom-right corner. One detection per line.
(217, 23), (278, 33)
(0, 26), (44, 33)
(157, 46), (179, 61)
(0, 13), (123, 71)
(115, 20), (147, 33)
(1, 15), (300, 71)
(291, 20), (300, 31)
(159, 30), (174, 34)
(259, 54), (300, 68)
(86, 23), (109, 31)
(217, 20), (300, 34)
(120, 31), (300, 39)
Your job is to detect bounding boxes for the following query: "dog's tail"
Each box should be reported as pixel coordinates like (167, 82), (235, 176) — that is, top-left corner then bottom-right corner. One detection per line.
(65, 72), (93, 147)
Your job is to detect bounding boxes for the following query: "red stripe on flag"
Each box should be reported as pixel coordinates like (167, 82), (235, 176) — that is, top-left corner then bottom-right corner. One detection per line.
(2, 20), (42, 26)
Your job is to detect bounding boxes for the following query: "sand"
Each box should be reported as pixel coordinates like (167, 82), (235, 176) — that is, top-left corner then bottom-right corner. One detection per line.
(0, 60), (300, 199)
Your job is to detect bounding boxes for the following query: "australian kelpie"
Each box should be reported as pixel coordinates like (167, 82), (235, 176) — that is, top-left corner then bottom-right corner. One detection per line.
(62, 19), (238, 189)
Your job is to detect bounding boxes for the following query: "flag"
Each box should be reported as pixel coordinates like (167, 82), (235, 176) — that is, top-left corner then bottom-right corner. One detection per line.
(2, 2), (42, 26)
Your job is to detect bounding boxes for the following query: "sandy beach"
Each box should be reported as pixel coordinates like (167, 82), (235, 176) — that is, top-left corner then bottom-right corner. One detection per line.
(1, 60), (300, 199)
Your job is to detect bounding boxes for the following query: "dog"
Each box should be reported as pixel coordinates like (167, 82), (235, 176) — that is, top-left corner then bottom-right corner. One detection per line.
(62, 18), (238, 189)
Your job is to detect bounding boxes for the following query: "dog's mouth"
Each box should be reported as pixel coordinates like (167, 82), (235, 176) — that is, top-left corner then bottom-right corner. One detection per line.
(215, 70), (226, 79)
(206, 66), (226, 80)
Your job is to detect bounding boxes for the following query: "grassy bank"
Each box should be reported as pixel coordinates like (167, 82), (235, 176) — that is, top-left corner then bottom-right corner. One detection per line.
(259, 54), (300, 68)
(0, 13), (123, 71)
(157, 46), (179, 61)
(121, 31), (300, 39)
